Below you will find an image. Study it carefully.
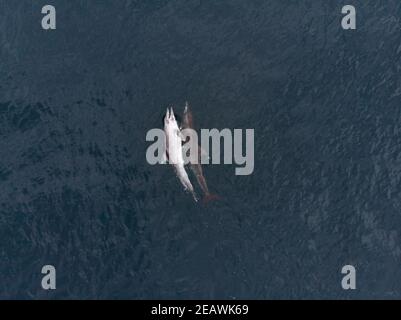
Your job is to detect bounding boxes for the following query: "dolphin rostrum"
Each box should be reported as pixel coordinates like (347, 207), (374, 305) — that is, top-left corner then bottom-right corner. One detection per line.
(164, 107), (198, 202)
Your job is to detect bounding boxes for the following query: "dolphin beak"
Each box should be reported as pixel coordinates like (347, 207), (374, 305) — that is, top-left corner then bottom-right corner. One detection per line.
(170, 107), (175, 120)
(166, 108), (170, 119)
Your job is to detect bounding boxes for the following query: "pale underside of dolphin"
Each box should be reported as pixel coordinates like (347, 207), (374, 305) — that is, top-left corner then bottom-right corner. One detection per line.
(163, 107), (198, 202)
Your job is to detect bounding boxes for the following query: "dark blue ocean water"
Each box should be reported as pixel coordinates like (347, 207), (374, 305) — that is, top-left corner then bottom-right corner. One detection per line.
(1, 0), (401, 299)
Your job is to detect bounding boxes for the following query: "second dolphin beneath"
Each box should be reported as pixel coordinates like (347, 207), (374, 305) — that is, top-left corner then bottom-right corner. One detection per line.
(182, 103), (220, 203)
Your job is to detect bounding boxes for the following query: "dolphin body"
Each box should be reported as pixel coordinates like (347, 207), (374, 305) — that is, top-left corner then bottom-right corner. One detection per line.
(164, 108), (198, 202)
(182, 103), (220, 203)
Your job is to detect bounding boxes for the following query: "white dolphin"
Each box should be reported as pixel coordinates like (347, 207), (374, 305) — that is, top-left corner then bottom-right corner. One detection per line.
(164, 107), (198, 202)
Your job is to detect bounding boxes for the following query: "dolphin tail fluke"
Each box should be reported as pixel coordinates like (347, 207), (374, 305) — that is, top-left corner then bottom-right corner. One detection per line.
(201, 193), (221, 204)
